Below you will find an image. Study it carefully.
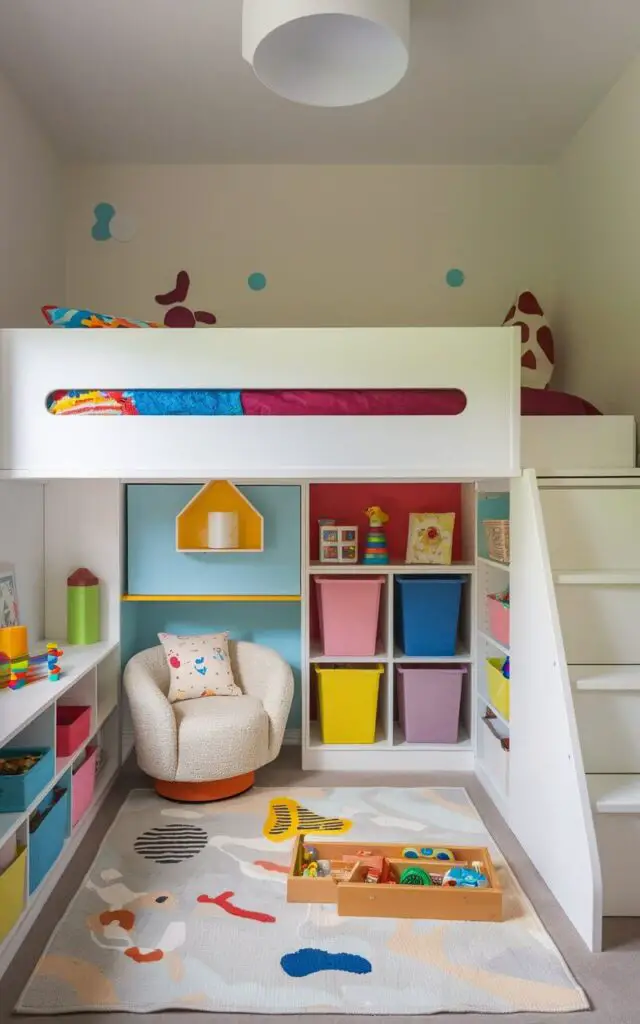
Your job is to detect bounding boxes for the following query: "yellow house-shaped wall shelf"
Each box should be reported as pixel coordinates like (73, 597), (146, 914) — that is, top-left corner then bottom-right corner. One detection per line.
(176, 481), (264, 553)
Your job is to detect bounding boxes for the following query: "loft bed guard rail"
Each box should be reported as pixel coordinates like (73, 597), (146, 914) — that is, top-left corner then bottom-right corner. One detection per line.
(0, 326), (520, 479)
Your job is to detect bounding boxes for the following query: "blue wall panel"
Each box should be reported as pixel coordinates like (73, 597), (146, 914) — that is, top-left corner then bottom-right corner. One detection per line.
(127, 484), (301, 595)
(121, 601), (302, 729)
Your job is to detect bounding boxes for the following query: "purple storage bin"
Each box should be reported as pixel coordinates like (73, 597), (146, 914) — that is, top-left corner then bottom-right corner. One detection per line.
(397, 666), (466, 744)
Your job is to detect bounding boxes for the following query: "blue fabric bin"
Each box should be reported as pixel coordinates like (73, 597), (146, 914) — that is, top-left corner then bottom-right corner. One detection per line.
(0, 748), (54, 813)
(396, 576), (465, 656)
(29, 785), (69, 894)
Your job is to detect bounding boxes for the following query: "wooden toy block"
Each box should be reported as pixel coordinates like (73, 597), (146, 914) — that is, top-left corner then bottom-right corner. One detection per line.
(0, 625), (28, 660)
(287, 838), (503, 922)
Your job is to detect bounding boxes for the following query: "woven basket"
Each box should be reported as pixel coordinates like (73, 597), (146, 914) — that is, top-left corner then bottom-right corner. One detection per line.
(484, 520), (510, 564)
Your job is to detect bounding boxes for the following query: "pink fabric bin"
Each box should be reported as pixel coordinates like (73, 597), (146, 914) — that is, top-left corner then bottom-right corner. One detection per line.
(396, 666), (466, 744)
(486, 594), (510, 647)
(71, 746), (97, 828)
(56, 706), (92, 756)
(315, 576), (384, 657)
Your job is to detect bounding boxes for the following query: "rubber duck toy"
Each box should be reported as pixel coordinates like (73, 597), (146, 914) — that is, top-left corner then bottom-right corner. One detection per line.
(363, 506), (390, 564)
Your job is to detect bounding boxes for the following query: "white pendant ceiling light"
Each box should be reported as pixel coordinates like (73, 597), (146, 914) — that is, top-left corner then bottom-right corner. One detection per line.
(242, 0), (411, 108)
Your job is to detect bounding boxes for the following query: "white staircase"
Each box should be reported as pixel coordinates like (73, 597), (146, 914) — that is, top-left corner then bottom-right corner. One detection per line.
(539, 476), (640, 920)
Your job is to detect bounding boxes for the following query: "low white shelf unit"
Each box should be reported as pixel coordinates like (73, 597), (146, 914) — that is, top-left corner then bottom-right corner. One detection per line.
(0, 641), (123, 974)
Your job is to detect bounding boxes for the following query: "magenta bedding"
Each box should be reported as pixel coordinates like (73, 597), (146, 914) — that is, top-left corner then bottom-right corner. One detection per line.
(242, 388), (601, 416)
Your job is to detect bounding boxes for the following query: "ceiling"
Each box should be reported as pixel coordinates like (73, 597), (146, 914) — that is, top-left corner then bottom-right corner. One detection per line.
(1, 0), (639, 164)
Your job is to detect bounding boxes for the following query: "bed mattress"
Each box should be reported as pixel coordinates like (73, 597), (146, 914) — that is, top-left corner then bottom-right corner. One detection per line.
(46, 388), (600, 417)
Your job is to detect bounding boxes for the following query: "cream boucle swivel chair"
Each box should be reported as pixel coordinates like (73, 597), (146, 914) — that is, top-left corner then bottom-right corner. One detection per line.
(123, 640), (294, 801)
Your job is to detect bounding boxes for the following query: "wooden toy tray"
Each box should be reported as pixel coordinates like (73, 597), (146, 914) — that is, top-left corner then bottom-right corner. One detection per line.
(287, 839), (503, 922)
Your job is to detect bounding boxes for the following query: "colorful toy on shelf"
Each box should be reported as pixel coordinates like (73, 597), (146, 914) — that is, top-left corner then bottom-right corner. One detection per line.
(67, 568), (101, 645)
(319, 521), (358, 563)
(0, 625), (49, 690)
(502, 657), (510, 680)
(363, 506), (389, 564)
(46, 643), (64, 681)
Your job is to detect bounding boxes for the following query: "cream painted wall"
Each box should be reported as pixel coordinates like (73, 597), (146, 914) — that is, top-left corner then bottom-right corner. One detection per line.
(0, 70), (64, 326)
(557, 54), (640, 422)
(66, 164), (557, 331)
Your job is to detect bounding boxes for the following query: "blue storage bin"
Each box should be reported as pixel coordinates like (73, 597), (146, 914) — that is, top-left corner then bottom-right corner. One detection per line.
(0, 748), (54, 813)
(29, 784), (69, 894)
(396, 576), (465, 656)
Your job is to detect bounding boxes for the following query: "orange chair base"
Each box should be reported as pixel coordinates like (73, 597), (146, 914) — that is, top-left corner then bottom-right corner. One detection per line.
(154, 772), (255, 803)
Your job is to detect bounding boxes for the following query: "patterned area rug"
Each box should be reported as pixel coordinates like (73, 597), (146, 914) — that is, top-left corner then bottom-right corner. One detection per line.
(17, 787), (587, 1015)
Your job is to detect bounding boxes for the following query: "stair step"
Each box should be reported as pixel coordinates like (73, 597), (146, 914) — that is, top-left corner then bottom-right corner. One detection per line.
(554, 571), (640, 586)
(588, 775), (640, 813)
(572, 665), (640, 691)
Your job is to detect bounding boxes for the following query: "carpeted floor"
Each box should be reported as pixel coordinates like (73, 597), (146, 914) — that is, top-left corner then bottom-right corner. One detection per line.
(17, 786), (585, 1016)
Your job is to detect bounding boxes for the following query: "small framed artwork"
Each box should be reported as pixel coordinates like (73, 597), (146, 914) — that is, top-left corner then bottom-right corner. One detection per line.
(406, 513), (455, 565)
(319, 525), (359, 563)
(0, 564), (19, 627)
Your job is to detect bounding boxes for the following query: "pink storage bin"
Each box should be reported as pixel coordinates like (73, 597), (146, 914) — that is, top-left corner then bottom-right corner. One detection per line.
(315, 576), (384, 656)
(71, 746), (97, 828)
(486, 594), (510, 647)
(56, 706), (92, 757)
(396, 666), (466, 744)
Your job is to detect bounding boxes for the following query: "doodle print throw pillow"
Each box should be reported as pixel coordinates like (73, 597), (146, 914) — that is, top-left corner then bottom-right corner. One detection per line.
(158, 631), (242, 703)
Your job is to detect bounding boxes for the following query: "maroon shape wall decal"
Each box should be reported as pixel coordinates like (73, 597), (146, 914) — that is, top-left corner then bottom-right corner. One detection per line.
(154, 271), (217, 326)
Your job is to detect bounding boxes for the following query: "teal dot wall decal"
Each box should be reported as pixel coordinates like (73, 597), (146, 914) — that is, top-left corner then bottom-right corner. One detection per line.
(446, 268), (465, 288)
(248, 272), (267, 291)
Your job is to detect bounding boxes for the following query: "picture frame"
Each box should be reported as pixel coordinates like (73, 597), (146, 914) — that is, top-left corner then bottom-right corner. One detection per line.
(0, 563), (19, 627)
(319, 524), (359, 563)
(405, 513), (455, 565)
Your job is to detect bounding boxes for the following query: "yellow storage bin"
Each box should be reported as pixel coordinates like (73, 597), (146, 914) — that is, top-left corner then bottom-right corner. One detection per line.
(485, 658), (510, 721)
(0, 845), (27, 942)
(316, 665), (383, 744)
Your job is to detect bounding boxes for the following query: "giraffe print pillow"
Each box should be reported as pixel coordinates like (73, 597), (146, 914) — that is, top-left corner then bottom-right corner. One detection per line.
(158, 631), (242, 703)
(502, 290), (555, 389)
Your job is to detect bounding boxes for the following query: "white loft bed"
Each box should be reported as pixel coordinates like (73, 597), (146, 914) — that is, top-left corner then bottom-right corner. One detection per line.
(0, 326), (634, 478)
(0, 325), (635, 963)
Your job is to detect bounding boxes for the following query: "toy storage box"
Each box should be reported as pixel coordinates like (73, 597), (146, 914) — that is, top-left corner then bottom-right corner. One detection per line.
(396, 666), (465, 743)
(29, 785), (70, 894)
(56, 706), (92, 756)
(315, 666), (383, 743)
(486, 594), (510, 647)
(315, 576), (383, 657)
(486, 658), (510, 721)
(396, 576), (464, 656)
(287, 838), (502, 922)
(0, 846), (27, 942)
(0, 748), (54, 813)
(71, 746), (98, 828)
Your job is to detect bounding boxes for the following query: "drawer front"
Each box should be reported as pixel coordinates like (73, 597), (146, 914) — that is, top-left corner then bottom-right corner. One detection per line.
(541, 487), (640, 571)
(557, 587), (640, 664)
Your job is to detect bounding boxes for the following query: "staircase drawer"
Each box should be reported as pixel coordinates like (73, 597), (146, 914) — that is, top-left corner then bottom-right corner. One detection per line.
(541, 487), (640, 571)
(576, 692), (640, 773)
(557, 587), (640, 664)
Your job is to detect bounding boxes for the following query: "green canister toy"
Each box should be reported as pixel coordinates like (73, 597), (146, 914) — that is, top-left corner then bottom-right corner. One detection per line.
(67, 568), (100, 644)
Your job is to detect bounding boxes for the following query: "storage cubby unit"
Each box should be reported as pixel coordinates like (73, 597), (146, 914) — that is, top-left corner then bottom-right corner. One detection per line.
(303, 482), (476, 769)
(474, 486), (511, 815)
(0, 640), (122, 963)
